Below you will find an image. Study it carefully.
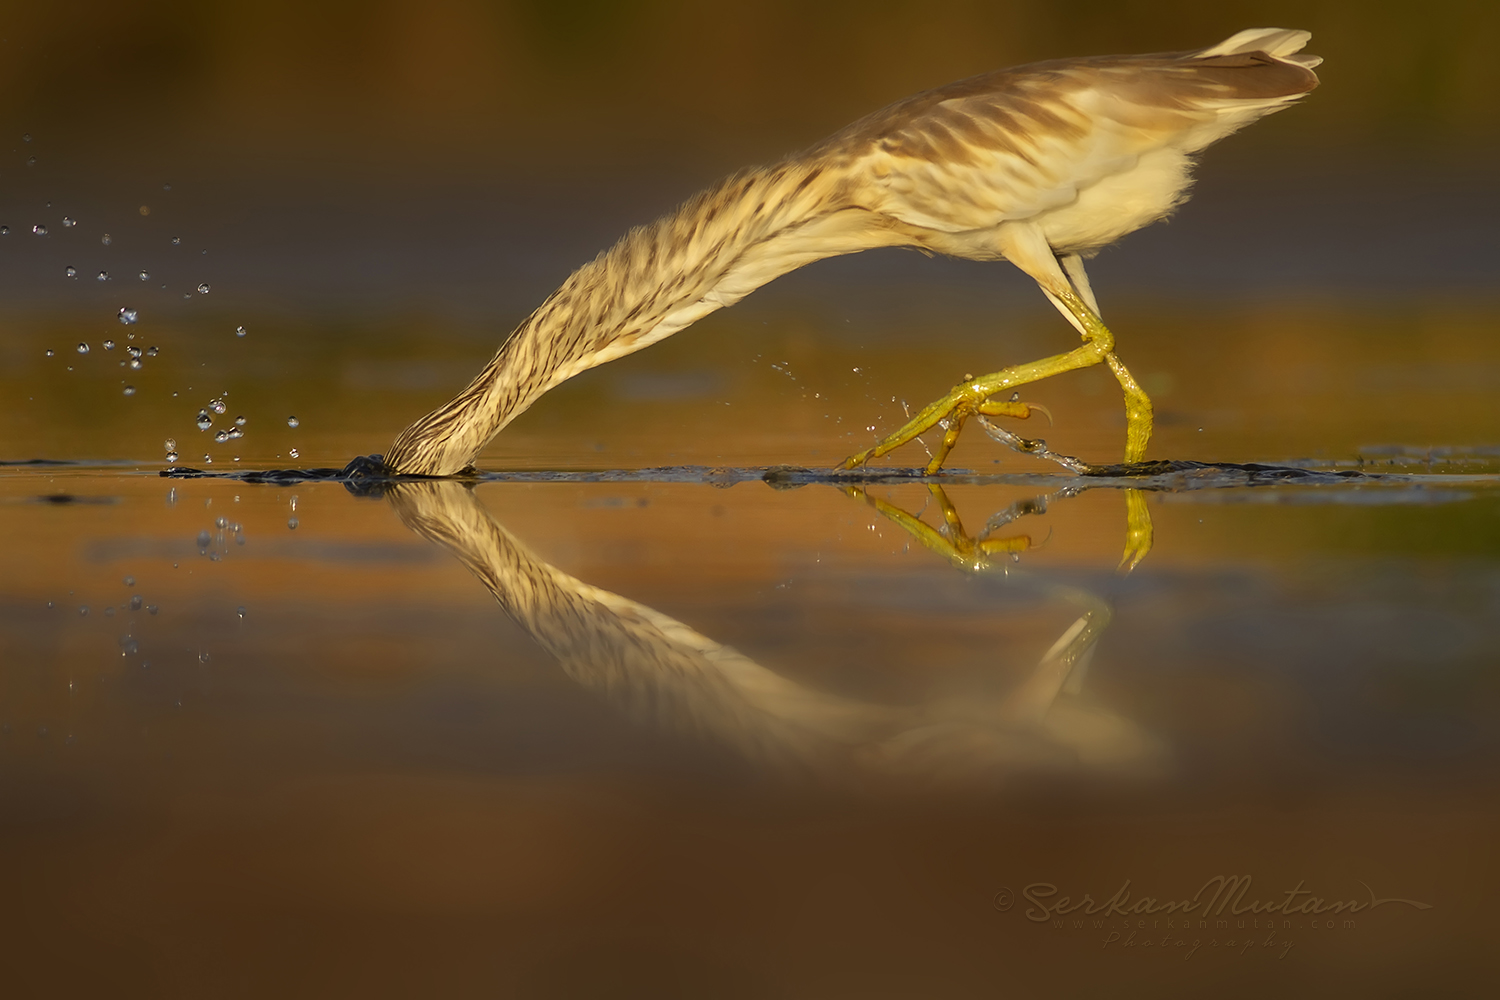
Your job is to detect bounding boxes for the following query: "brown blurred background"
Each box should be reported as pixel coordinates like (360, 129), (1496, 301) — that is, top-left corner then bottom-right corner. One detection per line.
(4, 0), (1497, 167)
(1, 1), (1497, 463)
(2, 0), (1495, 310)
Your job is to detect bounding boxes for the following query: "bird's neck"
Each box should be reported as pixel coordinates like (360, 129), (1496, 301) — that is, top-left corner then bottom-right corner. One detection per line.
(385, 159), (867, 475)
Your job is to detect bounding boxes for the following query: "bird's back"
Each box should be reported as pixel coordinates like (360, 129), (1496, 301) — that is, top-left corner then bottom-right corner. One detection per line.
(815, 28), (1321, 254)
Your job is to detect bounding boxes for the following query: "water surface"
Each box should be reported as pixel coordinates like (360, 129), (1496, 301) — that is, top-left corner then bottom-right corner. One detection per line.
(3, 298), (1498, 994)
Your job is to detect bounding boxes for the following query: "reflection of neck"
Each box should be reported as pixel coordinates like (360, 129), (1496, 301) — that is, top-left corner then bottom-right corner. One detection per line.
(384, 480), (1156, 780)
(384, 162), (890, 475)
(387, 480), (887, 769)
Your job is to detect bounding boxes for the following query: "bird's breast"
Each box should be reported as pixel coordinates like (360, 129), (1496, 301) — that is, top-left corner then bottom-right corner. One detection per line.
(1033, 145), (1194, 252)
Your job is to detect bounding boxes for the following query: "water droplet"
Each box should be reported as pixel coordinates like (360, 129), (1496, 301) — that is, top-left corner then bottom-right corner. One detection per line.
(138, 270), (149, 280)
(204, 454), (212, 465)
(124, 575), (136, 587)
(0, 226), (8, 235)
(129, 359), (142, 370)
(103, 339), (115, 351)
(165, 451), (178, 463)
(22, 133), (31, 142)
(227, 427), (243, 440)
(123, 385), (136, 396)
(197, 283), (210, 294)
(215, 516), (227, 529)
(287, 518), (299, 530)
(286, 416), (299, 429)
(197, 529), (211, 548)
(236, 607), (246, 619)
(129, 595), (142, 611)
(26, 156), (36, 166)
(76, 342), (89, 354)
(234, 415), (246, 426)
(199, 652), (210, 664)
(852, 367), (862, 373)
(146, 346), (159, 357)
(214, 429), (229, 443)
(147, 605), (159, 615)
(139, 205), (150, 216)
(45, 349), (54, 357)
(118, 307), (138, 324)
(32, 224), (47, 236)
(97, 271), (109, 281)
(120, 638), (139, 656)
(288, 448), (299, 459)
(210, 399), (226, 415)
(64, 266), (77, 278)
(127, 345), (141, 358)
(101, 233), (111, 245)
(62, 216), (75, 227)
(164, 438), (176, 452)
(235, 325), (246, 337)
(197, 410), (212, 430)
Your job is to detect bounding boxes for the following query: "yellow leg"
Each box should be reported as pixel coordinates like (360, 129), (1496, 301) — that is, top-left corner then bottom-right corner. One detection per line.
(1120, 489), (1153, 572)
(1106, 354), (1154, 465)
(840, 287), (1153, 471)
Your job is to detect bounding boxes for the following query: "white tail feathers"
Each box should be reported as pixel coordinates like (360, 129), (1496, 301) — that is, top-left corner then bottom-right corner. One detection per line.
(1199, 28), (1322, 69)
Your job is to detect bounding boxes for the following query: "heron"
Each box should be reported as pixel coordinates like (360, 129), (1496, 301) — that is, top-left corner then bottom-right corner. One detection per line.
(383, 28), (1320, 477)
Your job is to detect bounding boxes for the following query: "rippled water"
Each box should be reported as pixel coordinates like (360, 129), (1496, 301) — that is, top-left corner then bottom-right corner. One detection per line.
(3, 289), (1499, 994)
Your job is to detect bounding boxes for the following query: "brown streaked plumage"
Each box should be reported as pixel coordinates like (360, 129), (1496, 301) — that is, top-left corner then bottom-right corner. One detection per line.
(384, 29), (1321, 476)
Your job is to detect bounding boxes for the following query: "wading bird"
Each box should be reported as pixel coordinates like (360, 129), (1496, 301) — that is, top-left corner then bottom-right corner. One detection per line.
(384, 29), (1320, 476)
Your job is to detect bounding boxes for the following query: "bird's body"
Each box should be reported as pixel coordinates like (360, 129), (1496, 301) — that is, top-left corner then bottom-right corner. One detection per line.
(385, 29), (1320, 476)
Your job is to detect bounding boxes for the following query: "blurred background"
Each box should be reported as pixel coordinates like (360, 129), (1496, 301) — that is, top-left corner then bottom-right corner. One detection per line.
(0, 0), (1497, 464)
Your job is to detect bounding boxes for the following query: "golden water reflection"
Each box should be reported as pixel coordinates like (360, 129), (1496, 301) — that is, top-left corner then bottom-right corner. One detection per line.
(387, 480), (1161, 784)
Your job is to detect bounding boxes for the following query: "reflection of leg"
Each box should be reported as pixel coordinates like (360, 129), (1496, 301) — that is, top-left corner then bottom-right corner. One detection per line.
(1004, 606), (1112, 723)
(847, 483), (1046, 571)
(851, 477), (1152, 573)
(1121, 488), (1153, 572)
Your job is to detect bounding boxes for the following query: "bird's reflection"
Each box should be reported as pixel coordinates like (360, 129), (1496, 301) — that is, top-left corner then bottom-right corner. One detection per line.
(385, 480), (1163, 783)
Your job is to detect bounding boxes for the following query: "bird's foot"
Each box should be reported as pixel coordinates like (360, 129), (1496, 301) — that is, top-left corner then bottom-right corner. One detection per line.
(975, 415), (1095, 474)
(839, 380), (1048, 474)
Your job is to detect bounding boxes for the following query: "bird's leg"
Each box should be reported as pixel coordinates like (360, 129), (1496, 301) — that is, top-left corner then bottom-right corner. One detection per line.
(1107, 353), (1153, 465)
(1052, 253), (1154, 464)
(840, 285), (1114, 472)
(925, 409), (970, 472)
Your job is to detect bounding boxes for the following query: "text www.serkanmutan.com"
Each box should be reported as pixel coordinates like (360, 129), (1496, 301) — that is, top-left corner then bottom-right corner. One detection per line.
(1054, 916), (1359, 959)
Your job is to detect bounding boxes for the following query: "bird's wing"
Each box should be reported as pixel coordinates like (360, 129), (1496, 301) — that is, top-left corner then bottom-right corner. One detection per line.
(819, 37), (1319, 235)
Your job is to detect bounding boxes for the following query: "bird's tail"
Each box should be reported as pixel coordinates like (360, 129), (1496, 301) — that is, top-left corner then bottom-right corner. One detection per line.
(1198, 28), (1323, 69)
